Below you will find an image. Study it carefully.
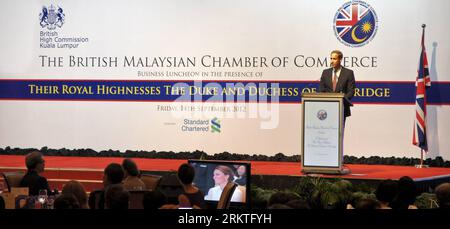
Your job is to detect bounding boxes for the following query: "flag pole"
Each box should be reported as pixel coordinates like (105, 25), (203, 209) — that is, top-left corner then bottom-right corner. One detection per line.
(416, 149), (429, 168)
(421, 149), (423, 167)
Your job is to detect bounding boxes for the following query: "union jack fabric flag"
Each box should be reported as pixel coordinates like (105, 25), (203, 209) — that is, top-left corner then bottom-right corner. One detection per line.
(412, 27), (431, 151)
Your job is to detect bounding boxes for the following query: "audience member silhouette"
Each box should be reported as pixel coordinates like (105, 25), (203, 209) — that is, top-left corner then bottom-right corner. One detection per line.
(105, 184), (130, 209)
(88, 163), (124, 209)
(54, 194), (80, 209)
(62, 180), (89, 209)
(122, 158), (146, 191)
(435, 182), (450, 209)
(390, 176), (418, 209)
(375, 179), (398, 209)
(177, 163), (206, 209)
(19, 151), (52, 196)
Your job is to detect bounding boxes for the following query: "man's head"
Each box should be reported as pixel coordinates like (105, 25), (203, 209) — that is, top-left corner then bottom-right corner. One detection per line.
(25, 151), (45, 173)
(103, 163), (124, 187)
(122, 158), (140, 177)
(237, 165), (246, 177)
(435, 183), (450, 208)
(330, 50), (343, 69)
(397, 176), (417, 202)
(177, 163), (195, 186)
(376, 179), (398, 203)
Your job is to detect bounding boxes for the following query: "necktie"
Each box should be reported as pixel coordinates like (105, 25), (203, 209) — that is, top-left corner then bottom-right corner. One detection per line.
(332, 70), (337, 92)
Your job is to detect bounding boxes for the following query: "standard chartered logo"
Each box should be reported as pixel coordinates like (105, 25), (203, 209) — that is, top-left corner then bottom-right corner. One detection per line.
(181, 118), (221, 133)
(211, 118), (221, 133)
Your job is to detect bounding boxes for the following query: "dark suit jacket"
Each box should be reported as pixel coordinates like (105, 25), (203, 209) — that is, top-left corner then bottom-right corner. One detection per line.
(319, 67), (356, 117)
(19, 170), (52, 196)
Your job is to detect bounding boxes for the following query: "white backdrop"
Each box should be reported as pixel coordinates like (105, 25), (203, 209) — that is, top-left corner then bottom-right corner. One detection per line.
(0, 0), (449, 159)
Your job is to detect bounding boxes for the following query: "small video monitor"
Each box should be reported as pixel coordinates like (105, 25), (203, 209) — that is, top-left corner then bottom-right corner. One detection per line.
(187, 160), (250, 207)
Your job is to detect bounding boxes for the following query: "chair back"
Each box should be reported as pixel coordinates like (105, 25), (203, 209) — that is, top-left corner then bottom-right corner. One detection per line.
(140, 174), (162, 191)
(1, 172), (25, 192)
(128, 190), (150, 209)
(89, 190), (104, 209)
(14, 195), (29, 209)
(157, 174), (184, 204)
(217, 182), (238, 209)
(1, 187), (28, 209)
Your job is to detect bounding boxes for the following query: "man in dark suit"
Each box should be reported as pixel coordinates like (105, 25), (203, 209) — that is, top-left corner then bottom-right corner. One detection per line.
(319, 50), (356, 121)
(20, 151), (52, 196)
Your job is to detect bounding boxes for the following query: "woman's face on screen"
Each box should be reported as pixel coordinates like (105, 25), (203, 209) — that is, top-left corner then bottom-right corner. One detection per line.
(213, 169), (228, 185)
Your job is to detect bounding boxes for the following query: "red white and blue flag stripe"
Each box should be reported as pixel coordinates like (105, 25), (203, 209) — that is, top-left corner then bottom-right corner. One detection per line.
(412, 27), (431, 151)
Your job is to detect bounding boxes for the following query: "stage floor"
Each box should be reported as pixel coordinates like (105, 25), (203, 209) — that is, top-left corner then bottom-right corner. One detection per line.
(1, 155), (450, 191)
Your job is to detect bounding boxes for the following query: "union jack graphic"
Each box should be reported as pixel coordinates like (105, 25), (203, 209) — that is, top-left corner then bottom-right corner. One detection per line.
(412, 26), (431, 151)
(336, 3), (370, 36)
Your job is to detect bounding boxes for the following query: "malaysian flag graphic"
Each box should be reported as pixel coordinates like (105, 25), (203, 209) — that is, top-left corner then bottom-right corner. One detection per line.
(412, 25), (431, 151)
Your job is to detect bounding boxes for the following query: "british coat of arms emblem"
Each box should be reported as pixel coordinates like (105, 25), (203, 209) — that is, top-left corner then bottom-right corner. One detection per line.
(39, 5), (65, 30)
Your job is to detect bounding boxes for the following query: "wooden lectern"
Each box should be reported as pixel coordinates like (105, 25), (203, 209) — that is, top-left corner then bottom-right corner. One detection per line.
(301, 93), (350, 175)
